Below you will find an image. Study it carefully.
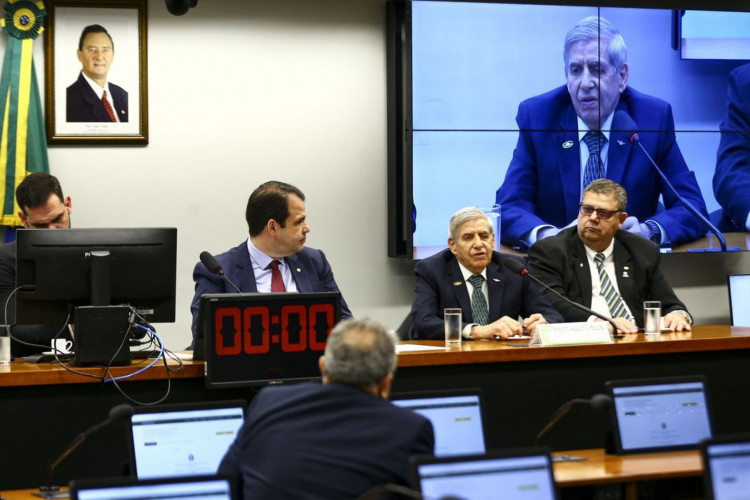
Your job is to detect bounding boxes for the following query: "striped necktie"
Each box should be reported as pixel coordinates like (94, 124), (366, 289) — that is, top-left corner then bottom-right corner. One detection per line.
(467, 274), (489, 326)
(582, 131), (607, 188)
(594, 253), (632, 321)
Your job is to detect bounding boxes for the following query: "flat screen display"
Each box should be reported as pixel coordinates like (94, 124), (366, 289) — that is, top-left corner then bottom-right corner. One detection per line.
(71, 475), (235, 500)
(388, 0), (750, 258)
(702, 435), (750, 500)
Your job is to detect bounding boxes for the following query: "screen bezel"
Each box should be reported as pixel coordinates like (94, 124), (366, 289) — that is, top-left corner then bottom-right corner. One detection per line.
(700, 433), (750, 500)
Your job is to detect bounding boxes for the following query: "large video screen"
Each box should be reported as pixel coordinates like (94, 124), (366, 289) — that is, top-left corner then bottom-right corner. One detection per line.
(387, 0), (750, 258)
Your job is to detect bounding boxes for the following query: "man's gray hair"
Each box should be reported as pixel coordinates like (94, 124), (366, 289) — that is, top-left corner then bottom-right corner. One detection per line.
(583, 178), (628, 211)
(564, 15), (627, 73)
(323, 318), (398, 387)
(449, 207), (493, 241)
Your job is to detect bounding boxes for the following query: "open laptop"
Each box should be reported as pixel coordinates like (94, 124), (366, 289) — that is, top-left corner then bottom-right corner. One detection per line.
(701, 434), (750, 500)
(605, 375), (713, 454)
(70, 475), (236, 500)
(391, 388), (486, 456)
(127, 400), (246, 479)
(410, 448), (558, 500)
(727, 274), (750, 326)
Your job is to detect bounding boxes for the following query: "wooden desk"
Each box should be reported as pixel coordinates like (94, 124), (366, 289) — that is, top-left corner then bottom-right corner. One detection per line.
(1, 326), (747, 490)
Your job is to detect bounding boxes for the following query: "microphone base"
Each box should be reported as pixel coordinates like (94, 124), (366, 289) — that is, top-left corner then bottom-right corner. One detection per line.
(32, 486), (68, 499)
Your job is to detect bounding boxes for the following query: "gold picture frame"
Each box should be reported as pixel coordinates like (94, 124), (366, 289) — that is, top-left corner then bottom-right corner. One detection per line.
(44, 0), (148, 145)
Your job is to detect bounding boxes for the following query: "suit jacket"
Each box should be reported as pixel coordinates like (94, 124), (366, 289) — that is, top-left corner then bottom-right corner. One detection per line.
(409, 249), (562, 340)
(218, 381), (435, 500)
(496, 85), (708, 248)
(66, 72), (129, 122)
(526, 227), (688, 327)
(714, 63), (750, 231)
(0, 241), (71, 357)
(190, 241), (352, 345)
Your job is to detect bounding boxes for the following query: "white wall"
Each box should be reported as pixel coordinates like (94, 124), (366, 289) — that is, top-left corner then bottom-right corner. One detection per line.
(20, 0), (416, 349)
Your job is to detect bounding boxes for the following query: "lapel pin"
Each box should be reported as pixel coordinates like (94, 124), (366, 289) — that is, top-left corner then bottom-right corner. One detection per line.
(296, 268), (301, 273)
(562, 140), (574, 149)
(622, 272), (630, 278)
(454, 281), (463, 286)
(579, 263), (584, 268)
(624, 266), (630, 270)
(493, 278), (500, 282)
(617, 139), (626, 146)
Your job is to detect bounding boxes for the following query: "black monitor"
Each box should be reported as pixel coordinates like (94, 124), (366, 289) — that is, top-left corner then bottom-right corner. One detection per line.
(15, 228), (177, 326)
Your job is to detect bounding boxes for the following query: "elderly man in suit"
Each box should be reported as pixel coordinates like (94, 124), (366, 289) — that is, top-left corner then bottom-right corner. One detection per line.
(496, 15), (707, 250)
(409, 207), (561, 340)
(218, 317), (435, 500)
(527, 179), (691, 333)
(190, 180), (352, 346)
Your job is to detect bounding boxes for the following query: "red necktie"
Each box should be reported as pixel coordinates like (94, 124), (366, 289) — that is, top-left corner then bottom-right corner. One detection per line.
(269, 260), (286, 292)
(102, 90), (116, 122)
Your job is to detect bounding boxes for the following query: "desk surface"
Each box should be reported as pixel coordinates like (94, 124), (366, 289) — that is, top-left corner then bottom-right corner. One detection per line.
(1, 325), (748, 387)
(0, 449), (704, 498)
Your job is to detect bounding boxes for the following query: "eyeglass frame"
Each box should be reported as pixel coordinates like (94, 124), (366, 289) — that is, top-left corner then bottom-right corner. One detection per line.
(578, 203), (623, 221)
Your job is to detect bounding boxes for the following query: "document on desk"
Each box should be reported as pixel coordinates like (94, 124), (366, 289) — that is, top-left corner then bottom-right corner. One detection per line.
(397, 344), (445, 353)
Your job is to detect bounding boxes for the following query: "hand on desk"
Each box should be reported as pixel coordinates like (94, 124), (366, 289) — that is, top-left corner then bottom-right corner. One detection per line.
(470, 314), (548, 339)
(596, 316), (638, 335)
(663, 311), (692, 332)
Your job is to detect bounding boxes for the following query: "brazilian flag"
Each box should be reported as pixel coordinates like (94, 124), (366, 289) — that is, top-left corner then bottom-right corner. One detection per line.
(0, 0), (48, 234)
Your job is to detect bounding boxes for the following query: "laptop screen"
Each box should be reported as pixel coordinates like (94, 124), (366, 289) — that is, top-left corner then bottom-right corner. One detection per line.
(702, 435), (750, 500)
(128, 400), (246, 479)
(728, 275), (750, 326)
(391, 389), (486, 456)
(71, 475), (235, 500)
(412, 449), (558, 500)
(606, 376), (713, 454)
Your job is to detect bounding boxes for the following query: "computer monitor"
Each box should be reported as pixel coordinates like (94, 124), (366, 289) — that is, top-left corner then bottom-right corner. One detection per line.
(410, 448), (558, 500)
(606, 375), (713, 454)
(199, 292), (342, 387)
(127, 400), (246, 480)
(70, 474), (237, 500)
(15, 228), (177, 325)
(391, 389), (486, 456)
(701, 434), (750, 500)
(727, 274), (750, 326)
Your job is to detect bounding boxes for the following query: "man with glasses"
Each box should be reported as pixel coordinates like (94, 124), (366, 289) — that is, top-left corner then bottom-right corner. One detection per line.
(527, 179), (691, 333)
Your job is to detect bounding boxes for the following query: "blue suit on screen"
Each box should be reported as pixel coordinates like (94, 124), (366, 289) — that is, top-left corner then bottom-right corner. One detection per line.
(496, 85), (708, 248)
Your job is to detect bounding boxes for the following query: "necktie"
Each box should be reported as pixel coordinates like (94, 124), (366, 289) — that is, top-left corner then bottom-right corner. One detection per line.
(102, 90), (116, 122)
(582, 131), (607, 188)
(467, 274), (489, 326)
(594, 253), (632, 321)
(269, 260), (286, 292)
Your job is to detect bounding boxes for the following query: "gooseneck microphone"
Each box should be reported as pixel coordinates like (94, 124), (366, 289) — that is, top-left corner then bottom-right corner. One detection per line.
(41, 404), (134, 496)
(535, 394), (612, 445)
(199, 251), (242, 293)
(503, 258), (620, 334)
(629, 133), (735, 252)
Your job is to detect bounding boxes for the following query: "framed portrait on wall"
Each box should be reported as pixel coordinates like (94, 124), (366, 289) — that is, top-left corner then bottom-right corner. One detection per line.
(44, 0), (147, 145)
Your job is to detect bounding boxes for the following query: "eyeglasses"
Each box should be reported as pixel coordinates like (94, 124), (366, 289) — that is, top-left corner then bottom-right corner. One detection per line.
(579, 204), (622, 220)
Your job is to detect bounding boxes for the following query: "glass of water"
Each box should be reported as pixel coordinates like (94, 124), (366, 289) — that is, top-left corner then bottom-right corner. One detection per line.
(444, 308), (462, 346)
(0, 325), (11, 365)
(643, 301), (662, 335)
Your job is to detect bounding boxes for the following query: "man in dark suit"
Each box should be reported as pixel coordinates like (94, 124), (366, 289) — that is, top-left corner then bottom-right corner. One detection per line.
(0, 173), (74, 356)
(66, 24), (128, 123)
(496, 15), (707, 250)
(190, 180), (352, 346)
(527, 179), (691, 333)
(714, 63), (750, 231)
(218, 317), (435, 500)
(409, 207), (561, 340)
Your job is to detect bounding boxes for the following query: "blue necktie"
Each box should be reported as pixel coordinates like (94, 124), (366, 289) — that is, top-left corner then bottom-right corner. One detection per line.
(467, 274), (489, 326)
(582, 131), (607, 189)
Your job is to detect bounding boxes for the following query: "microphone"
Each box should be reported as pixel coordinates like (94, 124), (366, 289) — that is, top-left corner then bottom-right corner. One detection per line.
(535, 394), (611, 445)
(503, 258), (619, 334)
(199, 251), (242, 293)
(629, 132), (738, 252)
(41, 404), (134, 496)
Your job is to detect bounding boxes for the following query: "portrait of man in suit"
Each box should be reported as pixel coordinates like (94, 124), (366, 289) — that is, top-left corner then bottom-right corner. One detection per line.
(495, 15), (708, 250)
(66, 24), (129, 123)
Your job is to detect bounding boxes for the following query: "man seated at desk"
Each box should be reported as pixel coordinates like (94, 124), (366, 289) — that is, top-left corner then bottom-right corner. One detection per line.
(409, 207), (562, 340)
(0, 173), (74, 356)
(190, 180), (352, 346)
(218, 317), (435, 499)
(527, 179), (692, 333)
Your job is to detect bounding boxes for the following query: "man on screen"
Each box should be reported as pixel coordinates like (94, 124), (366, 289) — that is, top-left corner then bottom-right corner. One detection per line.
(496, 15), (708, 250)
(409, 207), (561, 340)
(66, 24), (128, 123)
(527, 179), (691, 333)
(0, 173), (74, 356)
(713, 63), (750, 231)
(189, 180), (352, 346)
(218, 317), (435, 500)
